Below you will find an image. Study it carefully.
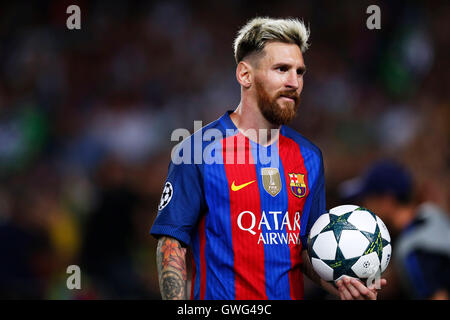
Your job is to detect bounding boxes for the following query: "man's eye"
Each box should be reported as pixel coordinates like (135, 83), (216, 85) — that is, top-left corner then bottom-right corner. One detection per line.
(277, 66), (288, 72)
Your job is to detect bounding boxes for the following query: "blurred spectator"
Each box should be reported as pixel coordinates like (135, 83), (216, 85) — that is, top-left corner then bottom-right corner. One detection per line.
(79, 158), (150, 299)
(339, 160), (450, 299)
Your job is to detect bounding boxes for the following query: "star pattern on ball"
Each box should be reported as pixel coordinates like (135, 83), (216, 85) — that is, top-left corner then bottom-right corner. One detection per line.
(360, 223), (388, 263)
(320, 212), (358, 243)
(323, 246), (359, 280)
(307, 206), (392, 283)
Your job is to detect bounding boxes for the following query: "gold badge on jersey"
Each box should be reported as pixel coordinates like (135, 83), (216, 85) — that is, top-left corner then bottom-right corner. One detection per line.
(261, 167), (282, 197)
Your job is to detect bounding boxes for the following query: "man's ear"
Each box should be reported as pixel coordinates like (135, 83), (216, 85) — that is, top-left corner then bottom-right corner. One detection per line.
(236, 61), (253, 88)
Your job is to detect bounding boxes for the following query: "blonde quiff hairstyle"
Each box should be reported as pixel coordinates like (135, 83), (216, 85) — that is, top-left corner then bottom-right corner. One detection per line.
(233, 17), (310, 64)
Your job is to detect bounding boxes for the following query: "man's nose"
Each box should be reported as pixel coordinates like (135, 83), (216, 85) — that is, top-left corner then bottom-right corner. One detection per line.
(285, 70), (299, 90)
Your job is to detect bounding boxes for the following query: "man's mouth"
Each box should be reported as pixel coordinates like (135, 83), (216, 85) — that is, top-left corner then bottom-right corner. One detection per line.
(279, 95), (297, 102)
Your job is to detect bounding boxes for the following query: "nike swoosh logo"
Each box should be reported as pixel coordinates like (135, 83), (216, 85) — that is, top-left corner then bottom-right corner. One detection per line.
(231, 180), (256, 191)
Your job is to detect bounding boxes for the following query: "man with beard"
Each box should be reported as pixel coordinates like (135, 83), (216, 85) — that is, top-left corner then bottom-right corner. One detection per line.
(150, 17), (386, 300)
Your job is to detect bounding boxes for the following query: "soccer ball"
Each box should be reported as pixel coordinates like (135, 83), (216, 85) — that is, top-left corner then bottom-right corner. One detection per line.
(307, 205), (391, 283)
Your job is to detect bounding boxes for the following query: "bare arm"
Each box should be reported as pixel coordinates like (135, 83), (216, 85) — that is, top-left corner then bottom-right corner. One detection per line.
(156, 236), (187, 300)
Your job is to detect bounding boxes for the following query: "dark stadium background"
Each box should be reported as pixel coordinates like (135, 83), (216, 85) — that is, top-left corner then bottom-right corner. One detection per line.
(0, 0), (448, 299)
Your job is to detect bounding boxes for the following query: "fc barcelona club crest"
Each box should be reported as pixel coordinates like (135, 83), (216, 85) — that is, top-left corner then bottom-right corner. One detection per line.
(288, 173), (307, 198)
(261, 167), (282, 197)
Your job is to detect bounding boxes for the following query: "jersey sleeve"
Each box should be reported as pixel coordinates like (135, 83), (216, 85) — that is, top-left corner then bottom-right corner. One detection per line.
(150, 160), (205, 246)
(300, 152), (326, 248)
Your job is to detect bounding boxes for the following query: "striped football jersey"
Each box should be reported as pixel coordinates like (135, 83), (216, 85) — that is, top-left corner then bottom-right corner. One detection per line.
(151, 111), (326, 300)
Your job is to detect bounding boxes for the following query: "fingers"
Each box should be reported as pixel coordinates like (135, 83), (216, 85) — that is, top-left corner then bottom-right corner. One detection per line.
(345, 278), (365, 300)
(336, 277), (380, 300)
(336, 278), (355, 300)
(351, 278), (377, 300)
(368, 278), (387, 290)
(339, 288), (351, 300)
(336, 281), (346, 300)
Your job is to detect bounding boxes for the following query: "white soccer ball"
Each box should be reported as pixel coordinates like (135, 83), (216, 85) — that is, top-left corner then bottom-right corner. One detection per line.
(307, 205), (391, 283)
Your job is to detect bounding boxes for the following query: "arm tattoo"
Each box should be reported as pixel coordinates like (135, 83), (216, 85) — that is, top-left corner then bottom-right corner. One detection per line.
(156, 237), (187, 300)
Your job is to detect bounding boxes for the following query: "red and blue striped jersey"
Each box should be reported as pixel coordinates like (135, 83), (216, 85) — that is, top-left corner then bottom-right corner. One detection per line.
(151, 111), (326, 300)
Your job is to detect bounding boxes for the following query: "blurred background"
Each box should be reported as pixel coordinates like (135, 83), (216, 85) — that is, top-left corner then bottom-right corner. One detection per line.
(0, 0), (448, 299)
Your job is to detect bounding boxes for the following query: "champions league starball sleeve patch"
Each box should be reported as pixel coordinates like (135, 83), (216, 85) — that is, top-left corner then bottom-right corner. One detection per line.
(158, 181), (173, 211)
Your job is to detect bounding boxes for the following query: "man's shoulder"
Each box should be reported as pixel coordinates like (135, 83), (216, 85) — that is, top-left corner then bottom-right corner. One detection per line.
(281, 125), (323, 159)
(184, 115), (228, 143)
(171, 114), (232, 166)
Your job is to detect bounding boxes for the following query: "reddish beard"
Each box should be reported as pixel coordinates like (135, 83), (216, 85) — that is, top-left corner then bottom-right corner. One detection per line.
(254, 79), (300, 126)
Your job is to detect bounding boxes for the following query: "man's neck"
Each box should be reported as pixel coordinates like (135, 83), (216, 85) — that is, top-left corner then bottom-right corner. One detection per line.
(230, 101), (280, 146)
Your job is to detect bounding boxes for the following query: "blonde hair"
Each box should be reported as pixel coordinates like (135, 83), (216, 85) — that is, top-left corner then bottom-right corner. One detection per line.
(233, 17), (310, 64)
